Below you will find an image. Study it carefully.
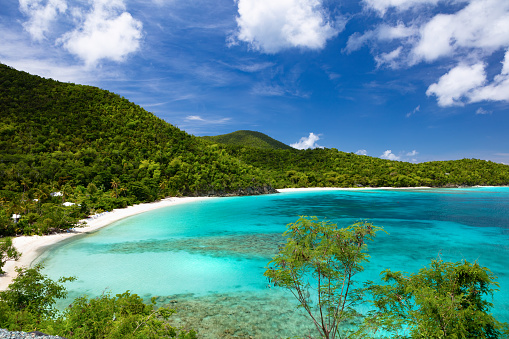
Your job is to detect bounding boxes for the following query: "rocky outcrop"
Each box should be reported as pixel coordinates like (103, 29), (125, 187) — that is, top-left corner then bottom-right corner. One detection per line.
(188, 185), (278, 197)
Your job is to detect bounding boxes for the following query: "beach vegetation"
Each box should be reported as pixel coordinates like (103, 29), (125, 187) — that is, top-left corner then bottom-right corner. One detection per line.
(265, 216), (384, 338)
(0, 237), (20, 274)
(0, 264), (75, 329)
(0, 264), (196, 338)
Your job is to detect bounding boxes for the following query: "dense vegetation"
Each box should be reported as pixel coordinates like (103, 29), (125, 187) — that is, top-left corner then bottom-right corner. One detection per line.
(0, 265), (196, 338)
(0, 64), (272, 236)
(200, 130), (293, 150)
(1, 63), (509, 237)
(221, 146), (509, 188)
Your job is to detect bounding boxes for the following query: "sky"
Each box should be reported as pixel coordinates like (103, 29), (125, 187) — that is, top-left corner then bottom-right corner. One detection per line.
(1, 0), (509, 164)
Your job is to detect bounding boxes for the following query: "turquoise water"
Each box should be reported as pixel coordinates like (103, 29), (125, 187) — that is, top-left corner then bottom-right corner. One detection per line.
(37, 188), (509, 337)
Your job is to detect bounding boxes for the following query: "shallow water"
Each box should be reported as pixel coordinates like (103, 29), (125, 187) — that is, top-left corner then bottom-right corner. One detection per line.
(37, 187), (509, 337)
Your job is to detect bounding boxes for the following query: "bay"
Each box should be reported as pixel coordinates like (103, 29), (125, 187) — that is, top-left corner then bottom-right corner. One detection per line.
(37, 187), (509, 337)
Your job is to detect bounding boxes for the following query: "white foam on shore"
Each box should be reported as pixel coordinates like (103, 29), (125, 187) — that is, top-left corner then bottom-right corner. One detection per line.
(0, 196), (211, 291)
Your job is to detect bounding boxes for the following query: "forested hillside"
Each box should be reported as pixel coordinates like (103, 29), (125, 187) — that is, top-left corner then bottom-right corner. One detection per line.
(1, 63), (509, 236)
(200, 130), (293, 150)
(0, 64), (272, 236)
(222, 146), (509, 188)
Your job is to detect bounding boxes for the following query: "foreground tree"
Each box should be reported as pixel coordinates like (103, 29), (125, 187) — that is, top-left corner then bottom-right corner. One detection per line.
(264, 216), (383, 339)
(0, 237), (20, 274)
(367, 258), (509, 338)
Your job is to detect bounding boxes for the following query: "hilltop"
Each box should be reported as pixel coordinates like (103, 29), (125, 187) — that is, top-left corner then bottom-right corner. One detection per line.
(201, 130), (293, 150)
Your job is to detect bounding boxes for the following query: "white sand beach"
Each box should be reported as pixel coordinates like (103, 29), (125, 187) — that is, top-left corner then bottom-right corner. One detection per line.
(0, 196), (211, 291)
(276, 186), (432, 193)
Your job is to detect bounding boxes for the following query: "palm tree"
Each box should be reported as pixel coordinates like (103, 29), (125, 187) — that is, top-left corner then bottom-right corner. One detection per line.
(111, 178), (120, 198)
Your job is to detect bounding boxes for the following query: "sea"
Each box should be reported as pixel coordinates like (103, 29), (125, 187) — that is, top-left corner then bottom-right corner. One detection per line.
(36, 187), (509, 338)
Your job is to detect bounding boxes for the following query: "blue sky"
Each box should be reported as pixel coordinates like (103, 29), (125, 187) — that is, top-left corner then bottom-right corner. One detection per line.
(1, 0), (509, 163)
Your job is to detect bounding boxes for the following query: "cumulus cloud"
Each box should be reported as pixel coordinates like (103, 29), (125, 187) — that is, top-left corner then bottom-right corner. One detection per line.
(291, 132), (323, 149)
(19, 0), (67, 41)
(356, 149), (368, 155)
(57, 0), (143, 67)
(426, 63), (486, 106)
(411, 0), (509, 64)
(380, 149), (401, 161)
(351, 0), (509, 106)
(427, 53), (509, 106)
(232, 0), (341, 53)
(406, 150), (418, 156)
(468, 49), (509, 103)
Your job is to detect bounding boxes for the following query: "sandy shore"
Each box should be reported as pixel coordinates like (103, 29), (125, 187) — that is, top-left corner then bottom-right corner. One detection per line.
(0, 196), (211, 291)
(277, 186), (433, 193)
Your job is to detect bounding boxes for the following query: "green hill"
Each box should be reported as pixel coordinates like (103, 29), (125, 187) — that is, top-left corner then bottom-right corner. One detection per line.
(201, 130), (293, 150)
(0, 64), (273, 236)
(2, 63), (509, 236)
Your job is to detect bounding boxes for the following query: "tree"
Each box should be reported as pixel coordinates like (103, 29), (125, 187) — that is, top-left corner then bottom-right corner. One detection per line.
(0, 264), (75, 319)
(0, 237), (20, 274)
(264, 216), (383, 339)
(367, 258), (509, 338)
(62, 292), (197, 339)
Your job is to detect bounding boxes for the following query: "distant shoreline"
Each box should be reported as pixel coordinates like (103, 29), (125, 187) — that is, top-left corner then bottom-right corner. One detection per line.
(0, 185), (501, 290)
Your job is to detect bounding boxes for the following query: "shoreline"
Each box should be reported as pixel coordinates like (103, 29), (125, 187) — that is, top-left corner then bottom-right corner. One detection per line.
(0, 196), (212, 291)
(0, 185), (501, 290)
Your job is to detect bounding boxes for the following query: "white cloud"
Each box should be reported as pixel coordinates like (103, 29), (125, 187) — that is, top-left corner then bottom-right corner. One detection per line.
(468, 49), (509, 103)
(476, 107), (492, 115)
(345, 23), (415, 53)
(57, 0), (143, 67)
(406, 105), (420, 117)
(362, 0), (441, 16)
(426, 63), (486, 106)
(411, 0), (509, 63)
(291, 132), (323, 149)
(351, 0), (509, 106)
(19, 0), (67, 41)
(356, 149), (368, 155)
(379, 149), (419, 161)
(233, 0), (341, 53)
(375, 46), (402, 69)
(380, 150), (401, 161)
(184, 115), (232, 124)
(426, 53), (509, 106)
